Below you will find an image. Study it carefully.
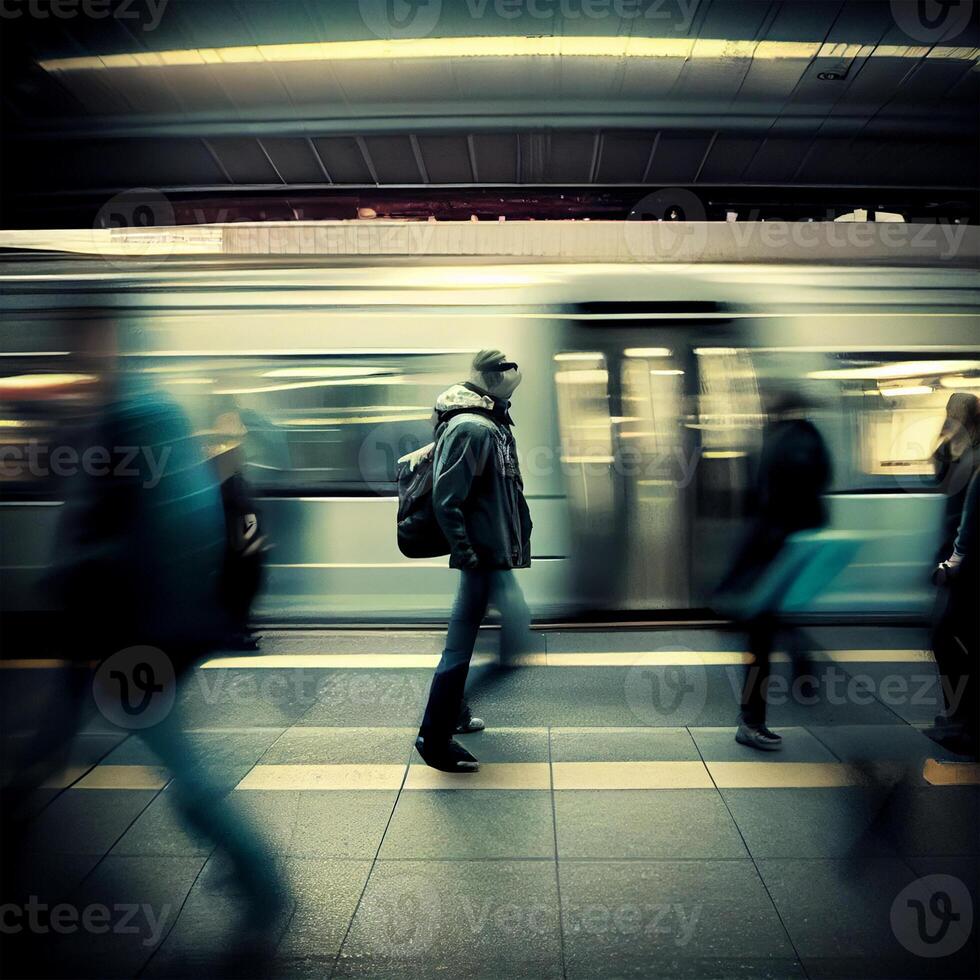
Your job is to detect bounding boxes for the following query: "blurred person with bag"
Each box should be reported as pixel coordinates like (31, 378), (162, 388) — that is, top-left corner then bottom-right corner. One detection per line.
(715, 389), (832, 751)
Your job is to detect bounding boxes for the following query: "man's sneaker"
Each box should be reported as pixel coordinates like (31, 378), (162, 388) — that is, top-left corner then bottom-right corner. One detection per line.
(735, 723), (783, 751)
(415, 736), (480, 772)
(455, 713), (486, 734)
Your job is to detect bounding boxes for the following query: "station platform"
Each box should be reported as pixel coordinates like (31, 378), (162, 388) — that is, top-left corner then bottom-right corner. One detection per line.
(1, 627), (977, 980)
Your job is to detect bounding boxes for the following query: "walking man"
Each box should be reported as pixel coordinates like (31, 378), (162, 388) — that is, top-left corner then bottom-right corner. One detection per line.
(415, 350), (533, 772)
(717, 388), (832, 750)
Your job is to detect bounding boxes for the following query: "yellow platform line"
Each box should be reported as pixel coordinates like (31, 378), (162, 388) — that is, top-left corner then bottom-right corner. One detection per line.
(922, 759), (980, 786)
(40, 764), (94, 789)
(73, 765), (170, 790)
(197, 650), (928, 669)
(405, 762), (551, 790)
(553, 760), (712, 790)
(706, 761), (901, 789)
(236, 763), (406, 790)
(58, 758), (978, 792)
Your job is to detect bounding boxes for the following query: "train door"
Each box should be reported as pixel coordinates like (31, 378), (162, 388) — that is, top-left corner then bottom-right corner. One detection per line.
(552, 325), (699, 613)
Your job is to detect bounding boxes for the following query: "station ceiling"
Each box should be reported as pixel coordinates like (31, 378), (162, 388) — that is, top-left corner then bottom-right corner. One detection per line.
(2, 0), (977, 226)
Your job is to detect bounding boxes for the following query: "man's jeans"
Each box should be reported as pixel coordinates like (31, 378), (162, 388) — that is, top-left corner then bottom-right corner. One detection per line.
(419, 569), (531, 746)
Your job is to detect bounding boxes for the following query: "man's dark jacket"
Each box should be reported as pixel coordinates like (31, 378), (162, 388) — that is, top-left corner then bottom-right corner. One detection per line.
(431, 382), (532, 570)
(718, 416), (832, 602)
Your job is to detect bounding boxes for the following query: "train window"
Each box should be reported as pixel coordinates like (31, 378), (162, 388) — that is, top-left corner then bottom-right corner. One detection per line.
(1, 351), (472, 496)
(806, 356), (980, 485)
(695, 347), (764, 455)
(189, 352), (468, 494)
(553, 352), (613, 466)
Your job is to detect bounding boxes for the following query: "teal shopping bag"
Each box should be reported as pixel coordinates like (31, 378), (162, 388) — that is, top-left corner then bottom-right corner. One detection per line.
(721, 531), (867, 620)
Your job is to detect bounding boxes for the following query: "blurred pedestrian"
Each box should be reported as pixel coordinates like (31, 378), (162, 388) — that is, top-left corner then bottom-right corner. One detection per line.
(716, 389), (832, 750)
(415, 350), (532, 773)
(3, 319), (288, 973)
(208, 404), (270, 652)
(932, 392), (980, 562)
(930, 466), (979, 758)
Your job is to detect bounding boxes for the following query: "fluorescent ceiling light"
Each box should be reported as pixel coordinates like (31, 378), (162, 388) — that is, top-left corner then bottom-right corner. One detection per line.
(37, 37), (980, 73)
(808, 360), (980, 380)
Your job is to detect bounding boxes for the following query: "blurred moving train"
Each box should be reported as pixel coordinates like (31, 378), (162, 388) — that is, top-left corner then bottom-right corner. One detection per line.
(1, 256), (978, 623)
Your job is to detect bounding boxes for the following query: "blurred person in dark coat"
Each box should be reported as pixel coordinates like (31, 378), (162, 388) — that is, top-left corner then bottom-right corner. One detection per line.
(415, 350), (532, 773)
(930, 466), (979, 758)
(716, 389), (832, 750)
(932, 391), (980, 562)
(2, 319), (288, 975)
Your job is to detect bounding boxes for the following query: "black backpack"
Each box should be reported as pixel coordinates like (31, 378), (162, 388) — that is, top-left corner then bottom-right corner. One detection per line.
(396, 442), (451, 558)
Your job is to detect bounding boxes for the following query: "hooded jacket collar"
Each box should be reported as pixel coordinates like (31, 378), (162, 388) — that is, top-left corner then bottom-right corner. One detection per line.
(435, 382), (515, 427)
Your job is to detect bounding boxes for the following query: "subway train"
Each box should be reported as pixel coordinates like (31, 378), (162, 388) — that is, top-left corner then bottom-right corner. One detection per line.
(1, 256), (978, 624)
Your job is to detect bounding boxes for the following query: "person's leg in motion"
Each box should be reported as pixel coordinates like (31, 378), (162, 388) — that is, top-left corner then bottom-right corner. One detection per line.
(736, 615), (782, 750)
(495, 569), (532, 663)
(139, 694), (287, 922)
(457, 570), (532, 733)
(417, 569), (491, 770)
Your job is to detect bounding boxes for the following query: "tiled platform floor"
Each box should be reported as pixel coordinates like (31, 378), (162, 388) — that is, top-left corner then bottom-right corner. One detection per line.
(1, 628), (977, 979)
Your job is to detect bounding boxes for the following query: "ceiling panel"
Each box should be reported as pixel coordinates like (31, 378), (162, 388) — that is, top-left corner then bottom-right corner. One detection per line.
(418, 135), (474, 183)
(742, 136), (813, 183)
(472, 134), (518, 182)
(313, 137), (373, 183)
(208, 138), (282, 184)
(595, 133), (656, 183)
(333, 60), (459, 104)
(263, 138), (329, 184)
(648, 133), (715, 183)
(735, 58), (813, 104)
(47, 138), (226, 189)
(155, 67), (237, 113)
(698, 135), (760, 182)
(362, 136), (423, 183)
(269, 63), (349, 107)
(520, 132), (596, 183)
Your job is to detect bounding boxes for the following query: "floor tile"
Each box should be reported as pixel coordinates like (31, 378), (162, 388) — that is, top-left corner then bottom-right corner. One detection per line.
(554, 789), (747, 859)
(276, 859), (374, 960)
(288, 791), (398, 858)
(335, 859), (562, 979)
(560, 859), (801, 980)
(551, 726), (700, 761)
(719, 788), (900, 859)
(380, 790), (555, 859)
(758, 857), (978, 979)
